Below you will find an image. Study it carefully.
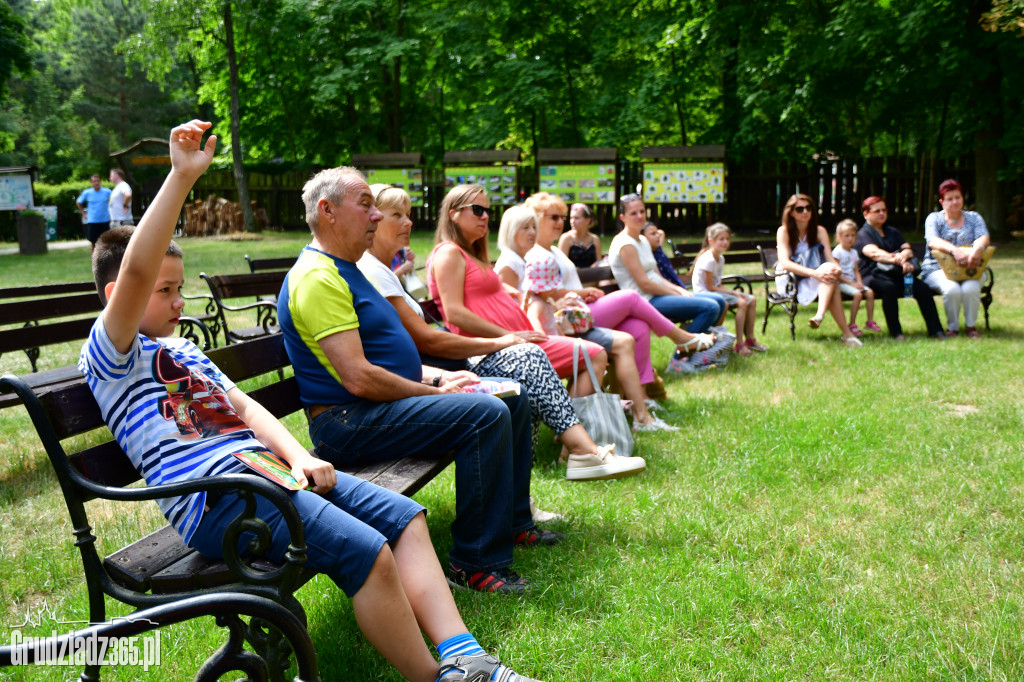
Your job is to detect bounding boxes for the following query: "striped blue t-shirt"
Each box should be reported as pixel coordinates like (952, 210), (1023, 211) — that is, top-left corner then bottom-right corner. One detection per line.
(79, 317), (262, 545)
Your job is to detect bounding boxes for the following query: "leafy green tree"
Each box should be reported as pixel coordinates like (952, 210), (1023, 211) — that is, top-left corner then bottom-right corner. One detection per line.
(127, 0), (259, 232)
(0, 0), (33, 104)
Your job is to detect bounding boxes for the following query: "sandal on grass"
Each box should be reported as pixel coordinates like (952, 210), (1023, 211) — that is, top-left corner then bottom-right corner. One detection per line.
(677, 332), (715, 353)
(842, 336), (863, 348)
(746, 339), (769, 352)
(735, 344), (753, 356)
(808, 316), (823, 329)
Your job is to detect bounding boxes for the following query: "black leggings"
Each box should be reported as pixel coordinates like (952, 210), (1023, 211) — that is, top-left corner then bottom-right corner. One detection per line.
(863, 271), (943, 337)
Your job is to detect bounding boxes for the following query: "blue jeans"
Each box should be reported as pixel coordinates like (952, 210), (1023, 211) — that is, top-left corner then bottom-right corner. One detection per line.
(309, 386), (533, 573)
(694, 292), (727, 322)
(649, 294), (722, 333)
(190, 471), (425, 597)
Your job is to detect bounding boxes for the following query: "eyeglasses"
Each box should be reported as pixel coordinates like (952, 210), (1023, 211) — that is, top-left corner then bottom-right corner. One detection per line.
(546, 214), (567, 222)
(459, 204), (490, 217)
(792, 205), (811, 214)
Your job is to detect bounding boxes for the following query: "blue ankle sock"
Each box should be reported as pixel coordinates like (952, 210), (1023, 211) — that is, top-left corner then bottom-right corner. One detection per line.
(436, 632), (484, 660)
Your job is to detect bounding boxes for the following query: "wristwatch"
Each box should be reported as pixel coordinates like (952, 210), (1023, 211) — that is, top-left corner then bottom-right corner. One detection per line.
(432, 376), (441, 387)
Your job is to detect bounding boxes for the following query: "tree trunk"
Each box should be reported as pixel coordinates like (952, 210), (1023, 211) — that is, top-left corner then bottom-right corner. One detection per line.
(975, 129), (1006, 238)
(224, 1), (257, 233)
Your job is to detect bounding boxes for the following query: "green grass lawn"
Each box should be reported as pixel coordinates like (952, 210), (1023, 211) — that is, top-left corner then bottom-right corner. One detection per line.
(2, 231), (1024, 680)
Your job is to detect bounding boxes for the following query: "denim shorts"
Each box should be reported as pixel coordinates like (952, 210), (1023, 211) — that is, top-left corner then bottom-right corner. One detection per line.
(190, 470), (425, 597)
(577, 325), (615, 352)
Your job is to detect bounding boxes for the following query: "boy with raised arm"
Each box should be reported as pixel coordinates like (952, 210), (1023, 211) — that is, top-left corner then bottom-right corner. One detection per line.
(79, 120), (542, 682)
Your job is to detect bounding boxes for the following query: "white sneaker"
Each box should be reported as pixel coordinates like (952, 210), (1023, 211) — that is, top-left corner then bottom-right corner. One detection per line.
(529, 496), (563, 523)
(633, 415), (680, 433)
(644, 398), (663, 411)
(842, 336), (863, 348)
(566, 444), (646, 481)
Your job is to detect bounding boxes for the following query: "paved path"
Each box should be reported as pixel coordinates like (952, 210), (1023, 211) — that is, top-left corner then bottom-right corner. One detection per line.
(0, 239), (91, 256)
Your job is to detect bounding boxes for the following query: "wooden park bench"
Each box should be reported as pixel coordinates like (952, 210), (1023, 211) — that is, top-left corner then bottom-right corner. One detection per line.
(757, 243), (995, 339)
(666, 238), (772, 287)
(0, 332), (453, 680)
(200, 271), (288, 345)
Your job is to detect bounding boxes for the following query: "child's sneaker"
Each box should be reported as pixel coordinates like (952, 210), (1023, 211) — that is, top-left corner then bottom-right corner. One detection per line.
(447, 563), (532, 594)
(439, 652), (543, 682)
(864, 320), (882, 332)
(848, 323), (862, 337)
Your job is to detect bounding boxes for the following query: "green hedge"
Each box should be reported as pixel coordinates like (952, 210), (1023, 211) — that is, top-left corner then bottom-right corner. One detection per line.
(0, 179), (114, 243)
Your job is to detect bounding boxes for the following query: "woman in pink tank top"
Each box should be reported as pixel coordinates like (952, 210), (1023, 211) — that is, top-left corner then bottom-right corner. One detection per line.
(426, 189), (605, 391)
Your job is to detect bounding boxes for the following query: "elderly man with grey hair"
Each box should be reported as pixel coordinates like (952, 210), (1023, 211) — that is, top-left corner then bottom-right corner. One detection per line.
(277, 167), (560, 603)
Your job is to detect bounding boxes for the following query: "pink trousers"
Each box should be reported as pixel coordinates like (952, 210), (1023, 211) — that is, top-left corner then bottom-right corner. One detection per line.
(589, 290), (678, 384)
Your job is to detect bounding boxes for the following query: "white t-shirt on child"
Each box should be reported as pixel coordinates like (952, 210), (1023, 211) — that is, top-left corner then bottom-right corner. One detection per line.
(832, 245), (858, 281)
(691, 250), (723, 294)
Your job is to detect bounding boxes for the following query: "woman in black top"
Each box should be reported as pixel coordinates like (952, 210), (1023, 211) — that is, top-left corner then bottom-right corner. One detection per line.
(558, 203), (601, 268)
(855, 196), (944, 339)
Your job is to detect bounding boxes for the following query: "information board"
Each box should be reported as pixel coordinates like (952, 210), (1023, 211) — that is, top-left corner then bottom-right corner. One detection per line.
(0, 174), (34, 210)
(642, 162), (725, 204)
(363, 168), (425, 207)
(538, 164), (616, 205)
(444, 166), (518, 206)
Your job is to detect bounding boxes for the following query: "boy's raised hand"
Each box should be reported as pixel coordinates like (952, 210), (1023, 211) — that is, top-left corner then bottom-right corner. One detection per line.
(169, 120), (217, 181)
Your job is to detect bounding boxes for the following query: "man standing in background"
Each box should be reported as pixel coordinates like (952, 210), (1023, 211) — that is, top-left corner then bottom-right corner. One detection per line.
(75, 173), (111, 252)
(109, 168), (134, 226)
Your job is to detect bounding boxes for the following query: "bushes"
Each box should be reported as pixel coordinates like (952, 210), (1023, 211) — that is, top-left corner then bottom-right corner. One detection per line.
(34, 180), (106, 240)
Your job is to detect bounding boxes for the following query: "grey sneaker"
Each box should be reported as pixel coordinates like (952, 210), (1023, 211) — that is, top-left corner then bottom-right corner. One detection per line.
(633, 415), (680, 433)
(566, 444), (646, 481)
(438, 652), (543, 682)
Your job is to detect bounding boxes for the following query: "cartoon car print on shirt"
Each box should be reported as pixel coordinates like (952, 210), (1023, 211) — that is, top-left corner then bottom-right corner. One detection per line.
(152, 346), (248, 439)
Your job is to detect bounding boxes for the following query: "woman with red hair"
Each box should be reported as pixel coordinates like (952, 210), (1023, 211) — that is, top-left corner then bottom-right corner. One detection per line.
(854, 196), (944, 339)
(920, 179), (990, 338)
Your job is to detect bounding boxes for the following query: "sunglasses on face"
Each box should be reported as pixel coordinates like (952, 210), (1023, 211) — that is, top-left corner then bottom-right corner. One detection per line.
(546, 214), (567, 222)
(459, 204), (490, 217)
(792, 205), (811, 214)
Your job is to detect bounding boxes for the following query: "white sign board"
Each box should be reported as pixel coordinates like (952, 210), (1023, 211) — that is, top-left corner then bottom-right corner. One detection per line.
(0, 174), (34, 210)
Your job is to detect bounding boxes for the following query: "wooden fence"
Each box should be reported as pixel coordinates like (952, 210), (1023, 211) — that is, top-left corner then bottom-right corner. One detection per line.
(188, 154), (975, 237)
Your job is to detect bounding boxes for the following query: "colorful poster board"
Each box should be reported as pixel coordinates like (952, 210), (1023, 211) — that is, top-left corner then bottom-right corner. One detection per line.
(538, 164), (616, 204)
(363, 168), (425, 207)
(642, 162), (725, 204)
(445, 166), (518, 206)
(0, 174), (34, 210)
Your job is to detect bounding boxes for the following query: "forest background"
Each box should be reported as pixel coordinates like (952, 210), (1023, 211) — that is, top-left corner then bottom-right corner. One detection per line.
(1, 0), (1023, 235)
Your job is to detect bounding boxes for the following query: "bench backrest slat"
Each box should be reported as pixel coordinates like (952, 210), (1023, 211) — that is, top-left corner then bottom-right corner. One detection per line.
(245, 255), (296, 273)
(0, 281), (97, 300)
(0, 317), (98, 354)
(205, 272), (287, 300)
(0, 292), (103, 326)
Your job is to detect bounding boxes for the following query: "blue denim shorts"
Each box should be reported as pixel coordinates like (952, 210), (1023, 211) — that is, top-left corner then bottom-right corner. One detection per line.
(190, 470), (425, 597)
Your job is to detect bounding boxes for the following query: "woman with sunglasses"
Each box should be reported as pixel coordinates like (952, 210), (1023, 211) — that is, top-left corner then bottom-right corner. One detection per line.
(608, 193), (730, 371)
(776, 193), (861, 347)
(855, 196), (944, 340)
(558, 203), (602, 268)
(427, 184), (646, 482)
